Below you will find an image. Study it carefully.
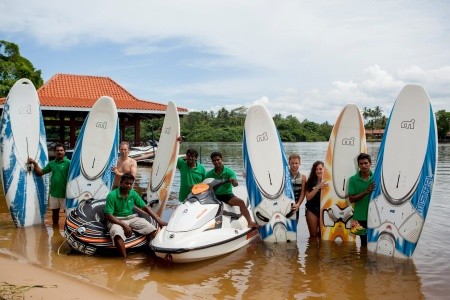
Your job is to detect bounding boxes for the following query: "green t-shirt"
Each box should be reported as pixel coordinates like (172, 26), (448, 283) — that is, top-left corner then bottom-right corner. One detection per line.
(176, 157), (206, 202)
(41, 157), (71, 198)
(348, 170), (374, 221)
(205, 165), (236, 196)
(104, 188), (146, 217)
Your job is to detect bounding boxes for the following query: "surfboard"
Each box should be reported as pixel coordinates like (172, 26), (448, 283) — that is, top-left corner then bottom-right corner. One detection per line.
(146, 101), (180, 217)
(320, 104), (367, 242)
(243, 104), (297, 242)
(65, 96), (119, 215)
(0, 78), (49, 227)
(367, 84), (437, 258)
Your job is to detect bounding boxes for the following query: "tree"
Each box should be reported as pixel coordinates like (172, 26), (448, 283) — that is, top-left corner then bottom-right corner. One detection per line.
(0, 40), (44, 97)
(436, 110), (450, 140)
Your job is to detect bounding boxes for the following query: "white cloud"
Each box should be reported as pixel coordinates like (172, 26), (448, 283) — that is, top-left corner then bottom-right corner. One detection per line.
(1, 0), (450, 122)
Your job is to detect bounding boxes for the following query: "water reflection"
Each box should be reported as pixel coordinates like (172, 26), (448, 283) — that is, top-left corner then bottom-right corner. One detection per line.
(0, 142), (449, 299)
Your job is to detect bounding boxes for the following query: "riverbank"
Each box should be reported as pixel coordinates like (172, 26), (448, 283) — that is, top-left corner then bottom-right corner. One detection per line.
(0, 253), (124, 300)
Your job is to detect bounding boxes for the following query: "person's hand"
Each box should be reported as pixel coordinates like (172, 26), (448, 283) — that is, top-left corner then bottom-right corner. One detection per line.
(159, 220), (168, 227)
(111, 165), (118, 175)
(27, 158), (35, 164)
(319, 181), (328, 189)
(229, 178), (238, 187)
(367, 182), (375, 193)
(123, 224), (133, 237)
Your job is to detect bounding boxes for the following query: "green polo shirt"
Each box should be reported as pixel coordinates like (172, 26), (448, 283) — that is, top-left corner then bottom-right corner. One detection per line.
(104, 188), (146, 217)
(206, 165), (236, 196)
(348, 170), (374, 221)
(41, 157), (71, 198)
(177, 157), (206, 202)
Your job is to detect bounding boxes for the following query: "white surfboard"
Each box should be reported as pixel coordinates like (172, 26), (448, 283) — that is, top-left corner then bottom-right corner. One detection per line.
(367, 84), (437, 258)
(0, 78), (49, 227)
(146, 101), (180, 217)
(243, 104), (297, 242)
(65, 96), (119, 215)
(321, 104), (367, 242)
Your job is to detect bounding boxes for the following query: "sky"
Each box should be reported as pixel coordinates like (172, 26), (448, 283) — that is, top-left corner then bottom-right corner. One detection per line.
(1, 0), (449, 123)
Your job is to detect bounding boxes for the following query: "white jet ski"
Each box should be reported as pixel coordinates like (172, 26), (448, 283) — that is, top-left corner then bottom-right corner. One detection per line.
(150, 179), (260, 263)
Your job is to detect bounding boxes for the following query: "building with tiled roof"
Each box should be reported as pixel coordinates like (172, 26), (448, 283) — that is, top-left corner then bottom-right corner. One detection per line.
(0, 74), (188, 147)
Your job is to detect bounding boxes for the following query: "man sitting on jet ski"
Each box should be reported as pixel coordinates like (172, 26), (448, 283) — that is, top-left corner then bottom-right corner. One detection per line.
(206, 151), (259, 229)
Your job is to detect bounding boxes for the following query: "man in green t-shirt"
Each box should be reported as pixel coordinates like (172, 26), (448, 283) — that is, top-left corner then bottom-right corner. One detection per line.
(348, 153), (375, 246)
(104, 173), (167, 258)
(206, 151), (258, 229)
(176, 148), (206, 202)
(28, 143), (71, 225)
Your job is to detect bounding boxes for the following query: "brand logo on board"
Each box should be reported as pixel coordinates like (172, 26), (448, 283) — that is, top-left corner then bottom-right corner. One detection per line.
(342, 137), (355, 146)
(19, 105), (32, 114)
(401, 119), (415, 129)
(96, 121), (107, 129)
(256, 132), (268, 142)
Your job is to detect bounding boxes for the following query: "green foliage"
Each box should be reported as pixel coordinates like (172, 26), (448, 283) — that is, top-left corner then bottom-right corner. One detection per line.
(0, 40), (44, 97)
(436, 110), (450, 140)
(177, 107), (332, 142)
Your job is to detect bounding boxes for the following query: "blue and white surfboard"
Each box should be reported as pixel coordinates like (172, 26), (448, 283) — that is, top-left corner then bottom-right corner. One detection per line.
(0, 78), (49, 227)
(367, 84), (437, 258)
(243, 104), (297, 242)
(65, 96), (119, 215)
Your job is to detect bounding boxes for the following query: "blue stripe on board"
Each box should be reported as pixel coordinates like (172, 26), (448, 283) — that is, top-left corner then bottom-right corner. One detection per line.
(36, 111), (49, 220)
(243, 130), (297, 240)
(367, 103), (437, 257)
(65, 119), (86, 210)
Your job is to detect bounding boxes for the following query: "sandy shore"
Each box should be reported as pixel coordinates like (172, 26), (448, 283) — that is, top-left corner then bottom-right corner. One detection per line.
(0, 253), (125, 300)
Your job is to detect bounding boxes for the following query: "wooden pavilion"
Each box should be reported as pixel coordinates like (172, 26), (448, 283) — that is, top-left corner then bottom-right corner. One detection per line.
(0, 74), (188, 148)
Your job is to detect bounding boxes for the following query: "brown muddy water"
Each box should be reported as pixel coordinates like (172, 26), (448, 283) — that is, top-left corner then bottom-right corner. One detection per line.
(1, 142), (449, 299)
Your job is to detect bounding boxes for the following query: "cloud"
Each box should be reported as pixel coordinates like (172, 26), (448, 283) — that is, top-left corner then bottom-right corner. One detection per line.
(1, 1), (450, 123)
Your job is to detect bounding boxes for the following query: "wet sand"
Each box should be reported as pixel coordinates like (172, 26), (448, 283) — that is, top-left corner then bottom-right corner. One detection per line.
(0, 253), (124, 299)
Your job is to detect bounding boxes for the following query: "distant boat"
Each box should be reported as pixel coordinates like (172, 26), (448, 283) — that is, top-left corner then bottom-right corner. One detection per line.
(128, 143), (157, 163)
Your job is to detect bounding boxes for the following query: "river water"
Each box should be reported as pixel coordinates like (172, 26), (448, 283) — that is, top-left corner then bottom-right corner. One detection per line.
(1, 142), (449, 299)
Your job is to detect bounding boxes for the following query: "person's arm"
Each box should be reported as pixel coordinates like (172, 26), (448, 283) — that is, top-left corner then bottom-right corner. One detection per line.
(130, 159), (138, 178)
(348, 182), (375, 203)
(306, 180), (328, 200)
(27, 158), (44, 176)
(142, 206), (168, 227)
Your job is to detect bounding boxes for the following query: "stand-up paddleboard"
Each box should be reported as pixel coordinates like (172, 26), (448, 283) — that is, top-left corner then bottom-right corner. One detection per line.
(320, 104), (367, 242)
(0, 78), (49, 227)
(65, 96), (119, 215)
(243, 104), (297, 242)
(146, 101), (180, 217)
(367, 84), (437, 258)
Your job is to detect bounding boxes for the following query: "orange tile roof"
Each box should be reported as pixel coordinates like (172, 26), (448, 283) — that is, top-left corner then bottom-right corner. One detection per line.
(0, 74), (188, 114)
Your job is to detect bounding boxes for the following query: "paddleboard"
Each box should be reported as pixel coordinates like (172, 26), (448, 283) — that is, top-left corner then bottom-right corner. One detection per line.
(243, 104), (297, 242)
(320, 104), (367, 242)
(65, 96), (119, 215)
(367, 84), (437, 258)
(146, 101), (180, 216)
(0, 78), (49, 227)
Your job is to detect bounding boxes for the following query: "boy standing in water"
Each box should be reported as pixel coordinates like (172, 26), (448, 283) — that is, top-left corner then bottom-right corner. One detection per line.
(348, 153), (375, 246)
(289, 154), (306, 218)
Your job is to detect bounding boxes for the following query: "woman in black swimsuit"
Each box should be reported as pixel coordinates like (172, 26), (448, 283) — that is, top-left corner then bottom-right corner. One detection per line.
(305, 161), (328, 237)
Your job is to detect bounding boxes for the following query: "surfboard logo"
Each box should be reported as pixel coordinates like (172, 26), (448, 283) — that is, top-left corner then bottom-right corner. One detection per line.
(19, 105), (32, 114)
(256, 132), (268, 142)
(341, 137), (355, 146)
(95, 121), (108, 129)
(164, 126), (171, 134)
(401, 119), (415, 129)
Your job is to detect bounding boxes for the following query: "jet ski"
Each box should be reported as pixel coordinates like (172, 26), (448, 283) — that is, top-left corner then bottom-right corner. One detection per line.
(64, 198), (159, 256)
(150, 179), (260, 263)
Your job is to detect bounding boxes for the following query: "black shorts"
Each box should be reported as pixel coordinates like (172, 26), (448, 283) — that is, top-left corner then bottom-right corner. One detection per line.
(216, 194), (235, 204)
